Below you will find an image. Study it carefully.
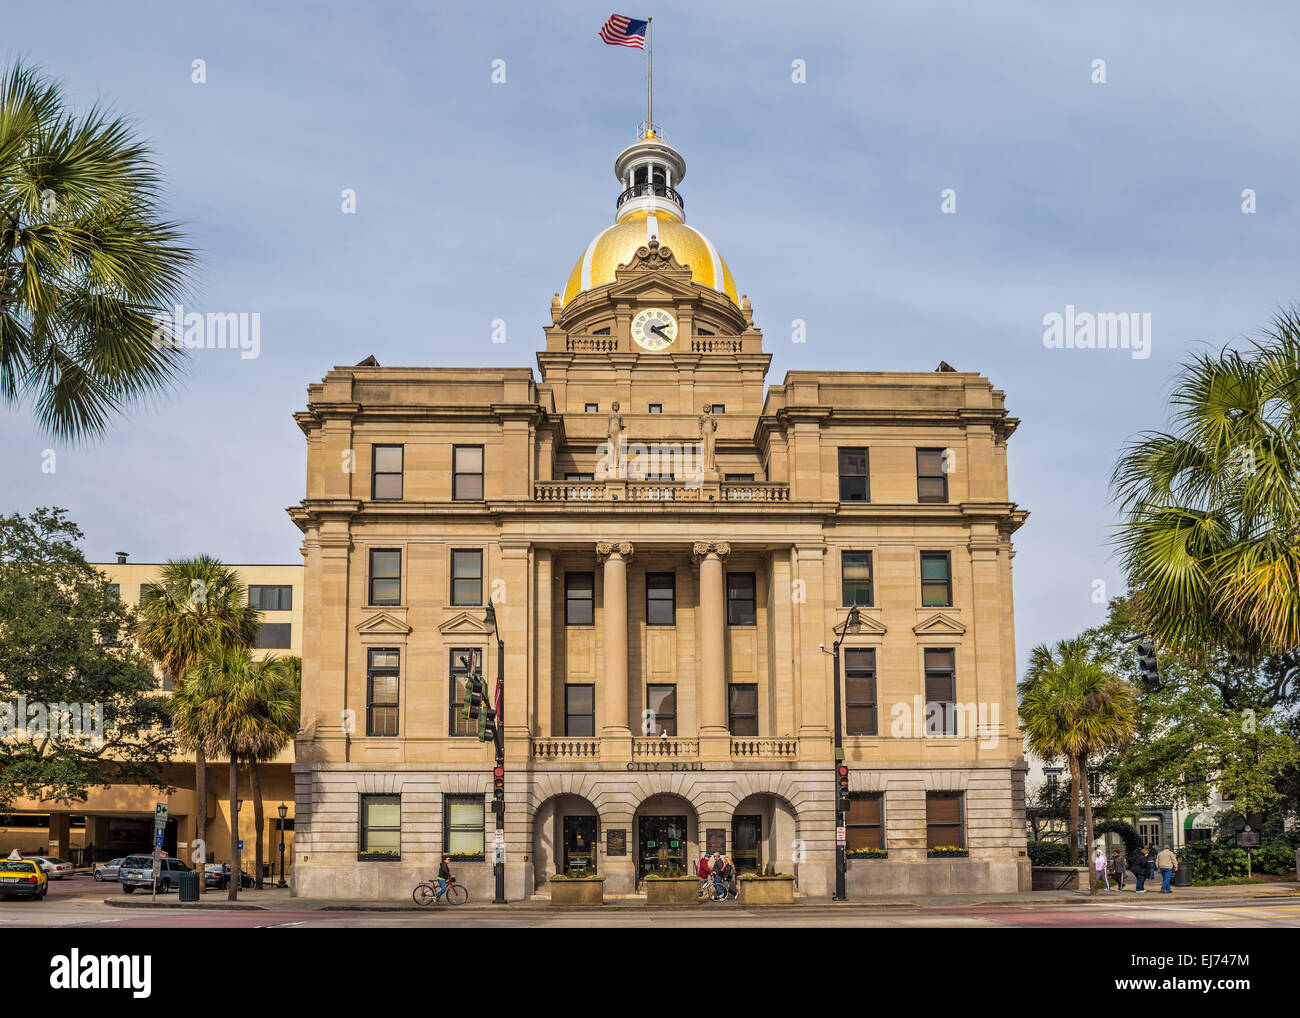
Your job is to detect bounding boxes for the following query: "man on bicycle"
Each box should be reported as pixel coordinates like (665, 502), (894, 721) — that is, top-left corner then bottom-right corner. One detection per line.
(435, 856), (453, 901)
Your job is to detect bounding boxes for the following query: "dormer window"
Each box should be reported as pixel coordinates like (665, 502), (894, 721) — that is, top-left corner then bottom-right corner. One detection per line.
(593, 327), (611, 336)
(697, 327), (714, 336)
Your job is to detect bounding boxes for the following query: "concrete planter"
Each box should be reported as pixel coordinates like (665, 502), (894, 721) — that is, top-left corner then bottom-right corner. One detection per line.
(1030, 865), (1090, 891)
(548, 876), (604, 906)
(739, 876), (795, 904)
(644, 876), (701, 905)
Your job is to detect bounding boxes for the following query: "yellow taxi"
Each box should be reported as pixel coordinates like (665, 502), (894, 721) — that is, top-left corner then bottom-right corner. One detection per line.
(0, 857), (48, 899)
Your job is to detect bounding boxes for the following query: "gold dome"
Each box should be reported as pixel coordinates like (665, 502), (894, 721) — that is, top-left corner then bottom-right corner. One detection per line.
(562, 210), (739, 307)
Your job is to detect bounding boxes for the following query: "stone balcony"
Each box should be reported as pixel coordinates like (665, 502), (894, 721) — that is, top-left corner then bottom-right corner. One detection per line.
(533, 481), (790, 503)
(529, 736), (799, 762)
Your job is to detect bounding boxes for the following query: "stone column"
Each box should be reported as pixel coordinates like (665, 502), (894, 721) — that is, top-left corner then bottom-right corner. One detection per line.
(597, 541), (633, 760)
(694, 541), (731, 761)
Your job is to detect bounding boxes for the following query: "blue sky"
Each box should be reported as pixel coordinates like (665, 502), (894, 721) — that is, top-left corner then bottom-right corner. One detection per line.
(4, 1), (1299, 670)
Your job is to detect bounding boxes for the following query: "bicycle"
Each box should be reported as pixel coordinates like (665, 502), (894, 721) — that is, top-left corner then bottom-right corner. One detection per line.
(412, 876), (468, 906)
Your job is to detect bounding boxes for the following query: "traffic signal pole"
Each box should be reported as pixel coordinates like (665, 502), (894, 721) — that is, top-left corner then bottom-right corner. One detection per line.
(832, 635), (847, 901)
(492, 630), (506, 905)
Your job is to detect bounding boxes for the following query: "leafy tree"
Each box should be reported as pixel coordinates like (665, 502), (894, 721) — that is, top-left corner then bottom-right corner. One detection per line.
(1020, 638), (1139, 863)
(0, 508), (173, 812)
(0, 62), (195, 441)
(135, 557), (260, 863)
(244, 655), (299, 889)
(1112, 308), (1300, 661)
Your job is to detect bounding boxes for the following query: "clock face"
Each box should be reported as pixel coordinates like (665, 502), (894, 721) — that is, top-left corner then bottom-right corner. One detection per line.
(631, 307), (678, 351)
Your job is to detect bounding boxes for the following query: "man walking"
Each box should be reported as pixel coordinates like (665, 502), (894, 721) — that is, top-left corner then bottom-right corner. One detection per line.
(1156, 842), (1178, 893)
(1108, 848), (1126, 891)
(1130, 845), (1149, 892)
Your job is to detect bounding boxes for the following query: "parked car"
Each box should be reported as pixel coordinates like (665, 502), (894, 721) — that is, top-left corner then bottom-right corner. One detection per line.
(203, 863), (255, 890)
(23, 856), (75, 880)
(0, 858), (48, 899)
(93, 858), (126, 882)
(119, 855), (191, 893)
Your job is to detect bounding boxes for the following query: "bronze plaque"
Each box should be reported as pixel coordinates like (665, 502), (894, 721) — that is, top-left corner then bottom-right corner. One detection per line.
(706, 828), (726, 854)
(606, 829), (627, 857)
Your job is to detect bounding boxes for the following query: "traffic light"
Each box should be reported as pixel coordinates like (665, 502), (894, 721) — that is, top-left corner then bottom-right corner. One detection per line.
(465, 676), (484, 722)
(836, 764), (850, 814)
(493, 765), (505, 805)
(1137, 638), (1160, 690)
(482, 707), (497, 744)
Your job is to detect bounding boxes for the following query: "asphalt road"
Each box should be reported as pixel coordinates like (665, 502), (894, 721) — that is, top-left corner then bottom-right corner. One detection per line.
(4, 876), (1300, 928)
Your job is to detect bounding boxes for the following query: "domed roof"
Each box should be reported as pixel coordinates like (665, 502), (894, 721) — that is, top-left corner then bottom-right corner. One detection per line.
(562, 211), (738, 307)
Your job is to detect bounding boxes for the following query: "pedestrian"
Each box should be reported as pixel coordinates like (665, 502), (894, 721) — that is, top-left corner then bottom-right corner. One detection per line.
(697, 853), (713, 898)
(1093, 847), (1110, 891)
(719, 853), (738, 900)
(1130, 845), (1149, 892)
(1156, 842), (1178, 893)
(1108, 848), (1125, 891)
(709, 852), (725, 901)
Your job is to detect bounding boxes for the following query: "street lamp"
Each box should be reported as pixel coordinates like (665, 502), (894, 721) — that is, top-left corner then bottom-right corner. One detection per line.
(483, 602), (506, 905)
(829, 604), (862, 901)
(276, 803), (288, 888)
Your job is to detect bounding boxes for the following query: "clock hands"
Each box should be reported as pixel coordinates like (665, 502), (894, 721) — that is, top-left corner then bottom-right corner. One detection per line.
(649, 323), (671, 338)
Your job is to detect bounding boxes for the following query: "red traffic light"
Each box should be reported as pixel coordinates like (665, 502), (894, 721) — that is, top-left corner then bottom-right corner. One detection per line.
(837, 765), (848, 777)
(493, 766), (504, 779)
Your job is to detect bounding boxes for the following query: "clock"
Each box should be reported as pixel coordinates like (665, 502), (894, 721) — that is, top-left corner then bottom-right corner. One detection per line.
(631, 307), (678, 351)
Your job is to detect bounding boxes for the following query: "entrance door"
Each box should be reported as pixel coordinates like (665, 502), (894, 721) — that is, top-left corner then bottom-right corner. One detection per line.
(563, 816), (596, 875)
(732, 815), (762, 873)
(637, 815), (687, 881)
(1138, 817), (1163, 848)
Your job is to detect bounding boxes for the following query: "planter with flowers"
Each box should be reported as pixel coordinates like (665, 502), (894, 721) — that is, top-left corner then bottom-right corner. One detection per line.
(547, 871), (604, 906)
(737, 869), (795, 904)
(927, 846), (969, 858)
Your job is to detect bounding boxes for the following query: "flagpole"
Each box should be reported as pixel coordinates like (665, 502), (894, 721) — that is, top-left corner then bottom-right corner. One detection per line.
(647, 16), (653, 130)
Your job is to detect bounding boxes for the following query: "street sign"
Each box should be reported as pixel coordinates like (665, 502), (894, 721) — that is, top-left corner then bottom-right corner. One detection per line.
(238, 840), (244, 851)
(278, 843), (285, 853)
(154, 802), (168, 829)
(154, 829), (164, 847)
(1236, 831), (1260, 847)
(836, 826), (846, 845)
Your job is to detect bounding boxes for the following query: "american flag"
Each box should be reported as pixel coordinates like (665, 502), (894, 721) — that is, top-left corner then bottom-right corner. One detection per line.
(599, 14), (647, 49)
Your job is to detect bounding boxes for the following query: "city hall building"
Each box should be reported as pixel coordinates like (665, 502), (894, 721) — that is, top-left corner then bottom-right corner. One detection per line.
(289, 125), (1030, 899)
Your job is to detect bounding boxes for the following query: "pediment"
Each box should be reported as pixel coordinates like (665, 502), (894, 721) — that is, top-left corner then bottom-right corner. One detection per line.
(607, 268), (699, 303)
(843, 613), (888, 637)
(355, 612), (411, 636)
(912, 613), (967, 636)
(437, 611), (492, 636)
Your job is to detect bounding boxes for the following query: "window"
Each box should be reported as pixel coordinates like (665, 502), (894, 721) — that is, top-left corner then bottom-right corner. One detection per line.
(249, 584), (292, 610)
(139, 583), (154, 602)
(724, 473), (755, 483)
(449, 649), (480, 737)
(646, 572), (675, 625)
(565, 684), (595, 736)
(255, 623), (292, 649)
(367, 649), (399, 736)
(846, 793), (884, 851)
(920, 552), (952, 607)
(643, 471), (674, 482)
(1087, 770), (1102, 797)
(696, 327), (714, 336)
(917, 448), (949, 503)
(924, 648), (957, 736)
(926, 792), (964, 849)
(838, 447), (869, 502)
(371, 445), (403, 500)
(711, 404), (726, 414)
(368, 549), (401, 606)
(593, 327), (611, 336)
(646, 684), (677, 736)
(565, 472), (595, 481)
(728, 684), (758, 736)
(585, 403), (599, 413)
(451, 549), (483, 606)
(841, 551), (873, 607)
(453, 445), (484, 500)
(444, 795), (485, 856)
(727, 572), (756, 626)
(648, 404), (662, 414)
(105, 583), (120, 601)
(844, 648), (877, 735)
(565, 572), (594, 626)
(360, 795), (400, 855)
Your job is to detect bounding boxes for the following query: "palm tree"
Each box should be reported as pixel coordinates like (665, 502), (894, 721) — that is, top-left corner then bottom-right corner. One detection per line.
(1019, 639), (1139, 866)
(244, 656), (300, 889)
(136, 557), (260, 863)
(1112, 308), (1300, 662)
(0, 61), (194, 441)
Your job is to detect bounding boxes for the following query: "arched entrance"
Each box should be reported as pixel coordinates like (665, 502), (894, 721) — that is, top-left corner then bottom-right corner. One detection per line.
(532, 794), (599, 887)
(732, 793), (798, 876)
(633, 793), (697, 884)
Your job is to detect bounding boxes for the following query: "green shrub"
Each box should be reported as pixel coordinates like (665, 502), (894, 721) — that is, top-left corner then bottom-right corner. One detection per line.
(1179, 838), (1248, 881)
(1027, 841), (1070, 867)
(1252, 838), (1296, 876)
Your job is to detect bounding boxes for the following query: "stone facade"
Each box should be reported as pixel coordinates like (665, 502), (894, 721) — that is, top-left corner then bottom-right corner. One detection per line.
(288, 127), (1030, 900)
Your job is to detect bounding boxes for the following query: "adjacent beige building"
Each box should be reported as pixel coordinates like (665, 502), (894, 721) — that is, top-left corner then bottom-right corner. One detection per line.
(289, 125), (1030, 899)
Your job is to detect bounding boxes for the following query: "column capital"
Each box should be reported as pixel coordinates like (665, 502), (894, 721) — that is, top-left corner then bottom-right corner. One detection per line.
(596, 541), (634, 563)
(691, 541), (731, 563)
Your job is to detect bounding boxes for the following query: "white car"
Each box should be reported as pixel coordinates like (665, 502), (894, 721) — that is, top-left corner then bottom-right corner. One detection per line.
(23, 856), (75, 879)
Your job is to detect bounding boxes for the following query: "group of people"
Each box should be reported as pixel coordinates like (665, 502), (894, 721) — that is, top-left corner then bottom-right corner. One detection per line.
(1093, 842), (1180, 893)
(697, 851), (737, 901)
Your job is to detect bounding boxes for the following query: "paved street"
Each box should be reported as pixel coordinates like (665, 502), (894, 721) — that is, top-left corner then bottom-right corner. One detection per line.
(4, 875), (1299, 928)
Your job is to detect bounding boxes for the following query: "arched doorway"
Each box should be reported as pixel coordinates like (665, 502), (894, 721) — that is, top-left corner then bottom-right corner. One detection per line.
(532, 794), (599, 887)
(732, 794), (798, 875)
(633, 793), (697, 884)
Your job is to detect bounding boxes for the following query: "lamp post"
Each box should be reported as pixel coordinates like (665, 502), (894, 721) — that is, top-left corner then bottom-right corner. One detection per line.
(829, 604), (862, 901)
(276, 803), (288, 888)
(484, 602), (507, 905)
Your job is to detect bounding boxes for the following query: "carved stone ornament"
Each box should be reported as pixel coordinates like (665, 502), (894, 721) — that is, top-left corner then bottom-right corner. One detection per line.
(596, 541), (635, 562)
(691, 541), (731, 562)
(624, 237), (686, 272)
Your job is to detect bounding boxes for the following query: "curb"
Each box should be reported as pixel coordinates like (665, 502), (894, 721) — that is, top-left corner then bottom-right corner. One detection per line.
(105, 899), (269, 911)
